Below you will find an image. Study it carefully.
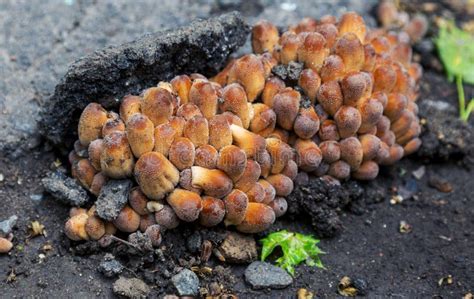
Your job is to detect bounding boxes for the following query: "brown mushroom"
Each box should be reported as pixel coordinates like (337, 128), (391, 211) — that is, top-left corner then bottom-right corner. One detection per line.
(167, 189), (202, 222)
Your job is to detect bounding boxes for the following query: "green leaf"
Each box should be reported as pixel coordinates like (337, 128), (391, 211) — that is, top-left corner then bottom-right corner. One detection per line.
(435, 22), (474, 84)
(259, 230), (325, 276)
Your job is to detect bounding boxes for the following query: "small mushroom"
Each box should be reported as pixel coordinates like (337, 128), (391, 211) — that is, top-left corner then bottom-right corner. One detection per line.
(170, 75), (192, 105)
(113, 205), (140, 233)
(153, 123), (177, 157)
(183, 116), (209, 147)
(255, 149), (272, 178)
(236, 203), (275, 233)
(220, 83), (251, 128)
(262, 76), (285, 107)
(403, 137), (422, 156)
(266, 137), (293, 174)
(134, 152), (179, 200)
(249, 103), (276, 137)
(167, 189), (202, 222)
(315, 23), (339, 49)
(227, 54), (266, 102)
(89, 172), (108, 196)
(281, 159), (298, 180)
(119, 95), (142, 123)
(73, 159), (97, 189)
(298, 68), (321, 103)
(155, 205), (180, 229)
(320, 140), (341, 163)
(217, 145), (247, 181)
(294, 139), (322, 172)
(88, 139), (104, 171)
(334, 106), (362, 138)
(168, 137), (195, 170)
(189, 80), (218, 119)
(258, 179), (276, 204)
(272, 88), (301, 130)
(246, 182), (266, 203)
(316, 80), (343, 116)
(319, 119), (340, 141)
(234, 160), (262, 192)
(179, 168), (202, 194)
(293, 106), (320, 139)
(230, 124), (266, 158)
(339, 137), (363, 171)
(139, 213), (157, 232)
(85, 215), (106, 240)
(102, 112), (126, 136)
(78, 103), (108, 146)
(320, 55), (346, 83)
(360, 134), (381, 161)
(191, 166), (233, 198)
(223, 189), (249, 226)
(268, 197), (288, 218)
(199, 196), (226, 227)
(176, 103), (203, 120)
(252, 20), (279, 54)
(338, 12), (367, 43)
(328, 160), (351, 180)
(126, 113), (155, 158)
(297, 32), (329, 71)
(352, 160), (379, 180)
(142, 87), (174, 126)
(334, 33), (365, 72)
(145, 224), (162, 247)
(100, 131), (135, 179)
(208, 114), (233, 150)
(65, 213), (89, 241)
(129, 187), (149, 216)
(266, 174), (294, 196)
(194, 145), (218, 169)
(279, 32), (302, 64)
(0, 238), (13, 254)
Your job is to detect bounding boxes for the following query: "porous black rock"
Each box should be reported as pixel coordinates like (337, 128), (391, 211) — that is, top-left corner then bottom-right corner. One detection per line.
(39, 12), (249, 148)
(41, 171), (90, 206)
(286, 177), (366, 237)
(98, 253), (124, 278)
(95, 179), (133, 221)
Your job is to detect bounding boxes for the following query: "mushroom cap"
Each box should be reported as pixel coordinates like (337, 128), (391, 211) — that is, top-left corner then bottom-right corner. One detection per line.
(199, 196), (226, 227)
(236, 202), (276, 233)
(167, 188), (202, 222)
(134, 152), (179, 200)
(113, 205), (140, 233)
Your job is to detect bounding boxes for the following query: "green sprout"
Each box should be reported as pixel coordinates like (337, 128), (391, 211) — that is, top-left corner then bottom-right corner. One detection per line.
(435, 21), (474, 121)
(456, 76), (474, 122)
(435, 22), (474, 84)
(260, 230), (325, 276)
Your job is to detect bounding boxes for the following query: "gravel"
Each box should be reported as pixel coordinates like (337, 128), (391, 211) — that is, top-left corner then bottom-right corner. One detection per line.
(95, 179), (133, 221)
(0, 215), (18, 237)
(244, 261), (293, 290)
(112, 277), (151, 298)
(98, 253), (124, 278)
(41, 171), (90, 206)
(219, 232), (257, 264)
(171, 268), (200, 296)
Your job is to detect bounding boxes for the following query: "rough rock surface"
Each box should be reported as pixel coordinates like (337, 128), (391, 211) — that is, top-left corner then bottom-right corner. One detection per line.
(98, 253), (124, 278)
(219, 232), (258, 263)
(112, 277), (150, 298)
(0, 215), (18, 237)
(39, 12), (249, 148)
(171, 268), (200, 296)
(41, 171), (90, 206)
(244, 261), (293, 290)
(95, 179), (133, 221)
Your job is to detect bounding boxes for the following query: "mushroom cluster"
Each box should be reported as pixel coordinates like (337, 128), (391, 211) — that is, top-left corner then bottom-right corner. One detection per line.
(65, 11), (423, 242)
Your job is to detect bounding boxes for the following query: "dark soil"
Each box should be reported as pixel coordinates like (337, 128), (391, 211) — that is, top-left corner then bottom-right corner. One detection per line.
(1, 1), (474, 298)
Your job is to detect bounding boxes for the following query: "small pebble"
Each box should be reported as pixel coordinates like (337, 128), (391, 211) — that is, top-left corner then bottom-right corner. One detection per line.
(244, 261), (293, 290)
(98, 253), (124, 278)
(113, 277), (150, 298)
(0, 215), (18, 236)
(171, 269), (200, 296)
